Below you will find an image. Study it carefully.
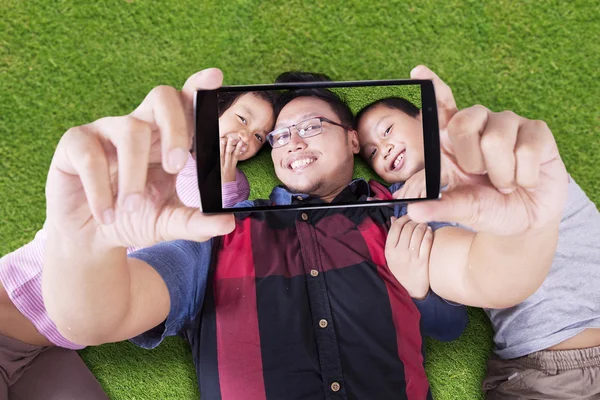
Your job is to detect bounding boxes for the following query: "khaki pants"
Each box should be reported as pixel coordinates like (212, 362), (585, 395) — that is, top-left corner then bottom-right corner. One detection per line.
(483, 345), (600, 399)
(0, 333), (108, 400)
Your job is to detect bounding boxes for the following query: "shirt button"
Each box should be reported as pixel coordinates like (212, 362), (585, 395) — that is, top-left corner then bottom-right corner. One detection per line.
(319, 319), (328, 328)
(297, 196), (303, 201)
(310, 269), (319, 277)
(301, 213), (308, 221)
(331, 382), (341, 392)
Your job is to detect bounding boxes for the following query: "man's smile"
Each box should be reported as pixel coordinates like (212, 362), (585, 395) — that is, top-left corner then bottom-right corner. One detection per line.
(285, 153), (319, 172)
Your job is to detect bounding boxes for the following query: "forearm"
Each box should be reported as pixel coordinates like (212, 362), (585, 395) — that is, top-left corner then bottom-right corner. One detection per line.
(43, 226), (132, 345)
(429, 219), (559, 308)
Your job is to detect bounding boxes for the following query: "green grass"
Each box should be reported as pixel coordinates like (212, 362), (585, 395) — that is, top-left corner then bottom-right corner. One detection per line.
(1, 0), (598, 399)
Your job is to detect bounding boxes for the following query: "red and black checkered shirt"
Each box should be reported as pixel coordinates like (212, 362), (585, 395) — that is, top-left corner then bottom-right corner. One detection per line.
(195, 180), (429, 399)
(131, 179), (466, 399)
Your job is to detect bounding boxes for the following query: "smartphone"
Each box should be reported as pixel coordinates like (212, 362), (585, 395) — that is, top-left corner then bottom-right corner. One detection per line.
(195, 79), (440, 213)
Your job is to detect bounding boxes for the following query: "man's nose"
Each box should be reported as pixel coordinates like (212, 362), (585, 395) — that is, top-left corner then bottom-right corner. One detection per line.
(287, 130), (308, 151)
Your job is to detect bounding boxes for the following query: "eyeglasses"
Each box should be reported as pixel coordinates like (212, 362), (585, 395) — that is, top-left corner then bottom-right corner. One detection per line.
(266, 116), (349, 149)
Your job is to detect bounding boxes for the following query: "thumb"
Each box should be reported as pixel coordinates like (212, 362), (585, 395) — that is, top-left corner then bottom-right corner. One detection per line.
(406, 186), (494, 231)
(160, 205), (235, 242)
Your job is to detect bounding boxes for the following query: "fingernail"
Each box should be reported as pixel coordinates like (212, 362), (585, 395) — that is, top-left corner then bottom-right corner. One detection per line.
(498, 188), (515, 194)
(102, 208), (115, 225)
(391, 216), (397, 223)
(124, 194), (142, 212)
(168, 148), (188, 171)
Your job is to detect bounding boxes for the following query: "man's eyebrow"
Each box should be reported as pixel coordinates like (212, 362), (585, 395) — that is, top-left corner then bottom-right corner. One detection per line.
(275, 113), (319, 129)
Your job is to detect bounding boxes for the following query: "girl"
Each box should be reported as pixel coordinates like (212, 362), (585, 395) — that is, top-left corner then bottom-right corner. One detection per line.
(0, 90), (276, 399)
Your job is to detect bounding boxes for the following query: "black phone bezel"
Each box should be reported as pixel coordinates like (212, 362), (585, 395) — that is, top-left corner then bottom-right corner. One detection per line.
(195, 79), (440, 214)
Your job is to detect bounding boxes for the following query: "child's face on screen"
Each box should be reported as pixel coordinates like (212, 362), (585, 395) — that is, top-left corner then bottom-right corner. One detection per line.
(219, 92), (275, 161)
(357, 104), (425, 183)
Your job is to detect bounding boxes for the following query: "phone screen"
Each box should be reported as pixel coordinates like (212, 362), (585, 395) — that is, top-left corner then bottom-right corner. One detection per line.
(195, 80), (440, 213)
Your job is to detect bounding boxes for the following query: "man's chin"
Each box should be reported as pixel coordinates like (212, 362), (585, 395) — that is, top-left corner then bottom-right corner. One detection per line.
(285, 182), (322, 197)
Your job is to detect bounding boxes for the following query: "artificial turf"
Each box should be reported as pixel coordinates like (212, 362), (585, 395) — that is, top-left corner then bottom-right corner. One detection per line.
(1, 1), (598, 399)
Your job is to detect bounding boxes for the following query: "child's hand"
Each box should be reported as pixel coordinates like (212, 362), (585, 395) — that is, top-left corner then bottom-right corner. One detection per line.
(385, 215), (433, 300)
(392, 169), (427, 200)
(220, 137), (244, 183)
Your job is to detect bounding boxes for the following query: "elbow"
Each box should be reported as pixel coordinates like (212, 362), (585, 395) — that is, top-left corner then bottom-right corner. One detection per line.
(43, 287), (122, 347)
(481, 292), (533, 310)
(46, 301), (112, 346)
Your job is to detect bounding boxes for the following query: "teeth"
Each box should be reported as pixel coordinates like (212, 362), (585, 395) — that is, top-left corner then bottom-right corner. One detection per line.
(290, 158), (315, 170)
(393, 153), (404, 168)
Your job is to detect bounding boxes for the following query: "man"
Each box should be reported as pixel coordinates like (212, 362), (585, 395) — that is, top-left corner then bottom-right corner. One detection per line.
(1, 70), (467, 400)
(36, 65), (567, 400)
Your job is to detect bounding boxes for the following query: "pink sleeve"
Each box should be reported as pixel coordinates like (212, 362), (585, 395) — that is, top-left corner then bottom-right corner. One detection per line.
(222, 169), (250, 208)
(175, 153), (201, 208)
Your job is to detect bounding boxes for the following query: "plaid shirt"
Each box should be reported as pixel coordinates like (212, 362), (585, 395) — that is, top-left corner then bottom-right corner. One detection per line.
(131, 179), (467, 400)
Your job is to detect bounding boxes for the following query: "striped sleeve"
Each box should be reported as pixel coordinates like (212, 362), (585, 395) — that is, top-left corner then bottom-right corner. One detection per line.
(222, 169), (251, 208)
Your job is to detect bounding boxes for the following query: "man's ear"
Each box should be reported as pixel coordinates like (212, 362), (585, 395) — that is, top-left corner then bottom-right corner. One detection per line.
(349, 129), (360, 154)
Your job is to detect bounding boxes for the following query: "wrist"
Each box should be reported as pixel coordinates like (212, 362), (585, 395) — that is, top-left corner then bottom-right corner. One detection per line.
(222, 170), (236, 183)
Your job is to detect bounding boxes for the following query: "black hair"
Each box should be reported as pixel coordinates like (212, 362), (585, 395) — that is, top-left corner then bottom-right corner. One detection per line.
(272, 71), (355, 129)
(355, 97), (420, 126)
(217, 90), (277, 118)
(274, 71), (334, 84)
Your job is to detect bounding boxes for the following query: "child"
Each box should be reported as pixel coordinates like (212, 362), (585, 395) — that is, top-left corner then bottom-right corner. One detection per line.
(217, 90), (276, 207)
(0, 90), (277, 398)
(356, 97), (600, 400)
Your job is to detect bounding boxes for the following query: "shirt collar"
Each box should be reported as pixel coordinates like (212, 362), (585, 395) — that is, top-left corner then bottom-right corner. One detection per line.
(269, 179), (372, 206)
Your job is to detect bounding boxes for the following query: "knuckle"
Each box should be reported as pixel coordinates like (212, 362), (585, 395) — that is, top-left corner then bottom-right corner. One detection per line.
(471, 104), (488, 114)
(62, 125), (88, 143)
(515, 143), (536, 160)
(498, 110), (519, 120)
(480, 132), (507, 153)
(79, 150), (102, 171)
(150, 85), (177, 99)
(413, 224), (426, 235)
(529, 119), (549, 132)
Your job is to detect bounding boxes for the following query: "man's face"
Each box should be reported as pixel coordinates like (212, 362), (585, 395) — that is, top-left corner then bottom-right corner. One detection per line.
(357, 104), (424, 183)
(271, 97), (359, 199)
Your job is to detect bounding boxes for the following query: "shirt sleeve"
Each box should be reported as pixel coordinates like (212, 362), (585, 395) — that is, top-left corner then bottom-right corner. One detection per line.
(412, 290), (468, 342)
(127, 239), (213, 349)
(0, 229), (47, 296)
(222, 169), (251, 208)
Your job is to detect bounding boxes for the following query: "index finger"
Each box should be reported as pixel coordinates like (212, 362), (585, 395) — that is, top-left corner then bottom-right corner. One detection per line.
(182, 69), (224, 150)
(410, 65), (458, 130)
(181, 68), (224, 106)
(130, 86), (189, 174)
